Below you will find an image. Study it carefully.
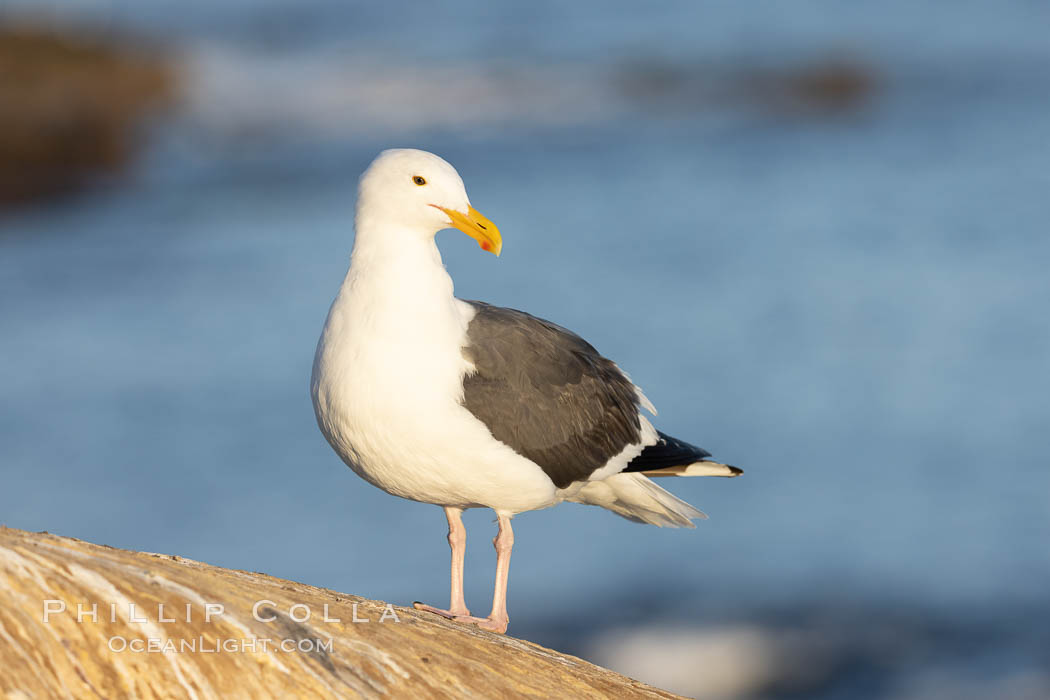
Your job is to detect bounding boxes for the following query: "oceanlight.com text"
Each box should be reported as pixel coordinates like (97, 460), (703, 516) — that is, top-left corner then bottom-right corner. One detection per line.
(107, 636), (334, 654)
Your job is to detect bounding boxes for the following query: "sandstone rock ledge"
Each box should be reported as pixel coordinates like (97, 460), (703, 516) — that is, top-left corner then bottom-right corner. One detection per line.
(0, 527), (679, 699)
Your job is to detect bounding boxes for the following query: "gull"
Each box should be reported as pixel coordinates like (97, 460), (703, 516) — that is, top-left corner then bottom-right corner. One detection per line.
(311, 149), (740, 634)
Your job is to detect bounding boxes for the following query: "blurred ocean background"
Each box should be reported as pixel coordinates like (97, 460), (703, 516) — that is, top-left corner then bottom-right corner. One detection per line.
(1, 2), (1048, 698)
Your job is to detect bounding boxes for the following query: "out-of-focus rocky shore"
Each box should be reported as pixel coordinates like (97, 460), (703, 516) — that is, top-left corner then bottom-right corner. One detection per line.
(0, 26), (173, 209)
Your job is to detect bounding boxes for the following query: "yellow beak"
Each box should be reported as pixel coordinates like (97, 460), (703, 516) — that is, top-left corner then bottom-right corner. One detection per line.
(439, 205), (502, 256)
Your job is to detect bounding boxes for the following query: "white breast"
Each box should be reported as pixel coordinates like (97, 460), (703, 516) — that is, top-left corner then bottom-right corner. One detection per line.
(310, 245), (557, 513)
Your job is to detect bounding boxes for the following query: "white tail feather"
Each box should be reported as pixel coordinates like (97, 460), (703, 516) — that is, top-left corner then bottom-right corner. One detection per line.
(568, 473), (707, 528)
(643, 460), (742, 478)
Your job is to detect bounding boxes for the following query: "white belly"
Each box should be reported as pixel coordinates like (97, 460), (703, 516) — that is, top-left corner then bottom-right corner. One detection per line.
(310, 293), (557, 513)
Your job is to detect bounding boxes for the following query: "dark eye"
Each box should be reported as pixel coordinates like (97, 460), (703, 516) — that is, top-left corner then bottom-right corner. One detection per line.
(412, 176), (426, 186)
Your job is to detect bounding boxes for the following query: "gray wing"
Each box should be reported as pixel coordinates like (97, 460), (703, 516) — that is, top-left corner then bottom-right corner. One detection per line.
(460, 301), (645, 489)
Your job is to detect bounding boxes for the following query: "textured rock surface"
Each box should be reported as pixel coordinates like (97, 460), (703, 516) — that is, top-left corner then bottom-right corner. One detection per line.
(0, 527), (679, 699)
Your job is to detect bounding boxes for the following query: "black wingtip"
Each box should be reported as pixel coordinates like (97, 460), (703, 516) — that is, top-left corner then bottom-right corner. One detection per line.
(726, 464), (744, 476)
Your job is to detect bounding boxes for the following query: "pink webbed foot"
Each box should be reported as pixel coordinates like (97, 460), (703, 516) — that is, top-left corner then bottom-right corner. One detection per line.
(470, 615), (509, 634)
(413, 603), (508, 634)
(412, 601), (471, 619)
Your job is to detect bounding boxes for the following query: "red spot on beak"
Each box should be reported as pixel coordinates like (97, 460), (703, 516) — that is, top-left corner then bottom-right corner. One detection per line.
(481, 241), (492, 251)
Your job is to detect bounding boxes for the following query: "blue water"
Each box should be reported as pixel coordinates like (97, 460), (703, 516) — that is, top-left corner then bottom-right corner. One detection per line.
(2, 2), (1048, 697)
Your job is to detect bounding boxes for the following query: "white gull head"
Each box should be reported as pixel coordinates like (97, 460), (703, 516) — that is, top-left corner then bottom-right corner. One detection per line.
(355, 148), (502, 255)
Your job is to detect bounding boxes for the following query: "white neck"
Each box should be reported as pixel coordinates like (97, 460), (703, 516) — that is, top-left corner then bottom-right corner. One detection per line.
(337, 220), (462, 338)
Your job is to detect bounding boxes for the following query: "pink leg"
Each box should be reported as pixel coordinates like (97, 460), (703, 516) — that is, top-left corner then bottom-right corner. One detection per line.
(446, 507), (470, 615)
(481, 513), (514, 633)
(414, 512), (514, 634)
(413, 507), (471, 617)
